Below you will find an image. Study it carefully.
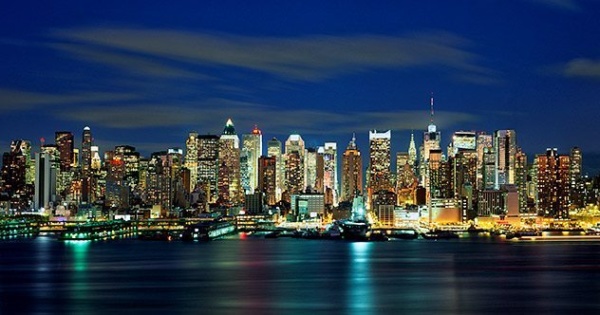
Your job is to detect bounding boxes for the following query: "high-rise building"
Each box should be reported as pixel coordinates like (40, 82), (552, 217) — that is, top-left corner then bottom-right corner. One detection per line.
(408, 131), (417, 171)
(323, 142), (338, 205)
(476, 133), (493, 190)
(242, 125), (262, 194)
(396, 151), (417, 205)
(569, 147), (584, 208)
(55, 131), (74, 172)
(267, 137), (284, 202)
(285, 134), (305, 194)
(515, 148), (528, 213)
(341, 135), (363, 203)
(368, 130), (392, 207)
(420, 95), (441, 192)
(494, 129), (517, 189)
(305, 148), (318, 191)
(81, 126), (93, 203)
(536, 148), (570, 218)
(258, 156), (277, 205)
(218, 119), (241, 203)
(198, 134), (220, 203)
(34, 152), (57, 211)
(1, 140), (31, 210)
(185, 131), (199, 193)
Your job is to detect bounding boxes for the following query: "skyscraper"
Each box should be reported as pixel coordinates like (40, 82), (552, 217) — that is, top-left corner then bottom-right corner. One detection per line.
(323, 142), (338, 205)
(258, 156), (277, 205)
(368, 130), (392, 206)
(198, 134), (219, 203)
(493, 129), (517, 189)
(267, 137), (284, 202)
(55, 131), (74, 172)
(81, 126), (93, 203)
(242, 125), (263, 194)
(341, 135), (362, 203)
(536, 148), (570, 218)
(285, 134), (305, 194)
(34, 152), (57, 211)
(408, 131), (417, 172)
(569, 147), (584, 208)
(218, 119), (241, 203)
(185, 131), (199, 193)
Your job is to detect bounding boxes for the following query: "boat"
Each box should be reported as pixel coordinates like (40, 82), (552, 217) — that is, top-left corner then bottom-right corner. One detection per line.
(181, 220), (236, 241)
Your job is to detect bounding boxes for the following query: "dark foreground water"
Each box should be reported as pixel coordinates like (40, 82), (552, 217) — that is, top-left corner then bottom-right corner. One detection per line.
(2, 236), (600, 315)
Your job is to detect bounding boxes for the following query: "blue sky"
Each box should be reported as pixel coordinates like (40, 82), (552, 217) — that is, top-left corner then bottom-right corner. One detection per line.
(1, 0), (599, 170)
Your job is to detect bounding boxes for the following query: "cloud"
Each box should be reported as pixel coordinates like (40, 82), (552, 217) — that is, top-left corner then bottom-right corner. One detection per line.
(51, 27), (494, 83)
(563, 58), (600, 78)
(0, 88), (137, 112)
(529, 0), (581, 11)
(56, 99), (478, 135)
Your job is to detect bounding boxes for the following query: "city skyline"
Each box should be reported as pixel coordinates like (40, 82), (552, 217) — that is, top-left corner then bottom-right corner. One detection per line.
(2, 1), (600, 169)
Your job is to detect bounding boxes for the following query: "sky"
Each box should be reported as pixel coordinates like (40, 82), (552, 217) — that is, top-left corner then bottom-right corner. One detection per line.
(1, 0), (600, 172)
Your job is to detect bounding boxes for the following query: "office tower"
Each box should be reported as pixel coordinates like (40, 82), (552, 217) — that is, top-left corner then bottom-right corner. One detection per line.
(198, 134), (219, 203)
(240, 149), (250, 194)
(242, 125), (262, 194)
(305, 148), (318, 191)
(55, 131), (74, 172)
(147, 151), (168, 213)
(494, 129), (517, 189)
(368, 130), (392, 206)
(267, 137), (284, 202)
(1, 140), (30, 210)
(341, 135), (363, 203)
(408, 131), (417, 171)
(323, 142), (338, 205)
(115, 145), (140, 191)
(536, 148), (570, 218)
(218, 119), (241, 203)
(258, 156), (277, 205)
(476, 133), (493, 190)
(570, 147), (584, 208)
(515, 149), (528, 212)
(90, 146), (101, 171)
(396, 151), (417, 205)
(81, 126), (93, 203)
(428, 149), (452, 199)
(420, 95), (441, 190)
(34, 152), (57, 211)
(453, 149), (477, 213)
(185, 131), (199, 193)
(285, 134), (305, 194)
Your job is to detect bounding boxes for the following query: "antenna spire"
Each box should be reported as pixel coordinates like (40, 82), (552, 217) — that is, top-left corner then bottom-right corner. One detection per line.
(430, 92), (435, 124)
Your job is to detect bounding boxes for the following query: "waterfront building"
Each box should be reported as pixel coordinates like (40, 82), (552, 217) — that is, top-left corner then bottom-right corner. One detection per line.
(34, 152), (57, 211)
(267, 137), (284, 202)
(323, 142), (338, 205)
(536, 148), (570, 218)
(242, 125), (262, 194)
(185, 132), (199, 193)
(515, 148), (528, 213)
(368, 129), (392, 207)
(291, 193), (325, 220)
(570, 147), (584, 208)
(493, 129), (517, 189)
(340, 134), (363, 203)
(198, 134), (219, 203)
(1, 140), (31, 210)
(218, 119), (241, 204)
(258, 156), (277, 205)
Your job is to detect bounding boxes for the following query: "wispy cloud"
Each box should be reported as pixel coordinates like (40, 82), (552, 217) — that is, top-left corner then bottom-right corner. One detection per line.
(56, 99), (478, 135)
(563, 58), (600, 78)
(51, 27), (494, 83)
(0, 88), (137, 112)
(528, 0), (581, 11)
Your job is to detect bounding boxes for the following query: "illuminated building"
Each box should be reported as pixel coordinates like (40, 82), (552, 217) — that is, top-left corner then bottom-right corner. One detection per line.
(34, 152), (57, 211)
(493, 129), (517, 189)
(81, 126), (93, 203)
(185, 131), (199, 193)
(242, 125), (263, 194)
(341, 134), (363, 203)
(515, 149), (528, 212)
(285, 134), (305, 195)
(476, 133), (493, 190)
(368, 129), (392, 205)
(536, 148), (570, 218)
(258, 156), (277, 205)
(396, 152), (417, 205)
(482, 147), (495, 190)
(452, 149), (477, 213)
(570, 147), (584, 208)
(240, 149), (250, 194)
(420, 95), (441, 200)
(218, 119), (241, 203)
(408, 131), (417, 171)
(373, 190), (396, 226)
(267, 137), (284, 202)
(55, 131), (74, 172)
(1, 140), (31, 210)
(198, 134), (219, 203)
(291, 193), (325, 220)
(305, 148), (318, 191)
(323, 142), (338, 205)
(428, 149), (452, 199)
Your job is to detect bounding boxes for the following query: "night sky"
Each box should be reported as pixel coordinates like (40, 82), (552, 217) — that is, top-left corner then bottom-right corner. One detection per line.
(1, 1), (599, 171)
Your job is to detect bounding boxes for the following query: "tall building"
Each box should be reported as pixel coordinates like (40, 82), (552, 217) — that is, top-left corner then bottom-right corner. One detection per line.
(476, 133), (493, 190)
(285, 134), (305, 194)
(569, 147), (584, 208)
(420, 95), (441, 193)
(368, 130), (392, 206)
(494, 129), (517, 189)
(323, 142), (338, 205)
(515, 148), (528, 213)
(218, 119), (241, 203)
(408, 131), (417, 171)
(242, 125), (263, 194)
(198, 134), (220, 203)
(396, 151), (417, 205)
(81, 126), (93, 203)
(536, 148), (570, 218)
(34, 152), (57, 211)
(258, 156), (277, 205)
(1, 140), (31, 210)
(305, 148), (318, 191)
(341, 135), (363, 203)
(55, 131), (74, 172)
(267, 137), (284, 202)
(185, 131), (199, 193)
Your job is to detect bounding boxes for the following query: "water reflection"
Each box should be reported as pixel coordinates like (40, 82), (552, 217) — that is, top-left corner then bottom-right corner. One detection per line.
(348, 242), (373, 314)
(66, 240), (91, 314)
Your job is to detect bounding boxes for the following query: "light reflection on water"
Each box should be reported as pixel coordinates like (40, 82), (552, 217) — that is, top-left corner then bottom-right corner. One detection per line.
(2, 238), (600, 314)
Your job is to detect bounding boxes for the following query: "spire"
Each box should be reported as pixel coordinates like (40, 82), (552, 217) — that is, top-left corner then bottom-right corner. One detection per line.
(427, 92), (437, 133)
(430, 92), (435, 125)
(223, 118), (236, 135)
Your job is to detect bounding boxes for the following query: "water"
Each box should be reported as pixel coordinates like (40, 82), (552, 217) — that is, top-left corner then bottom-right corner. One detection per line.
(2, 236), (600, 314)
